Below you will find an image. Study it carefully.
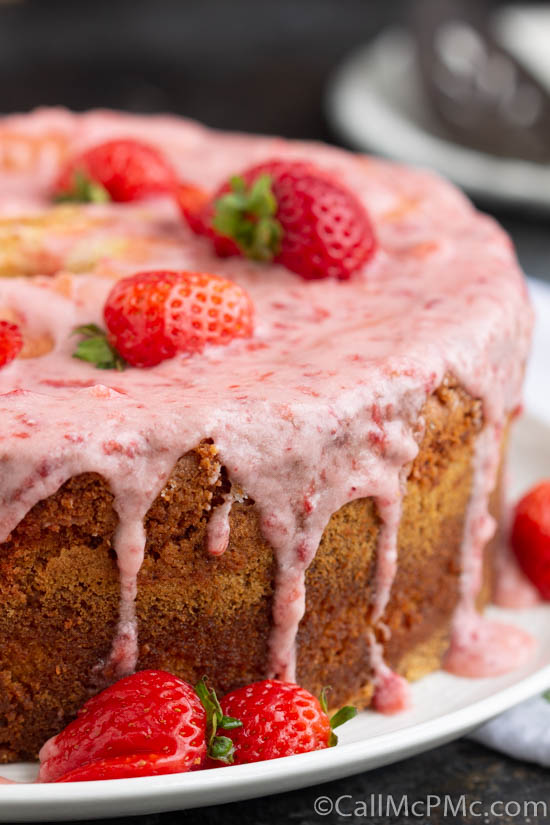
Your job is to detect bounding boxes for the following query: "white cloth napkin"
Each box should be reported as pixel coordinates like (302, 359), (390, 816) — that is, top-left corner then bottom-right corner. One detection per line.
(469, 696), (550, 766)
(467, 279), (550, 766)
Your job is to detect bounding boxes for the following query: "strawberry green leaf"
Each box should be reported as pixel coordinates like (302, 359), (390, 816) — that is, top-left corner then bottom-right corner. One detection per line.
(319, 688), (357, 746)
(220, 715), (242, 730)
(195, 676), (242, 764)
(328, 706), (358, 746)
(56, 170), (110, 204)
(212, 174), (282, 261)
(246, 174), (278, 217)
(330, 706), (358, 730)
(544, 690), (550, 702)
(319, 686), (330, 716)
(195, 676), (223, 727)
(72, 324), (126, 371)
(73, 323), (105, 337)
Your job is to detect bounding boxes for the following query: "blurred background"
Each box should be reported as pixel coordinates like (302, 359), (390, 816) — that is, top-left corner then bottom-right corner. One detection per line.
(0, 0), (548, 279)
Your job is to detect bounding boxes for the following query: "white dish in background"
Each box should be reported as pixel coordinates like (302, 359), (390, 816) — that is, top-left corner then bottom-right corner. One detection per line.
(1, 280), (549, 821)
(326, 6), (550, 211)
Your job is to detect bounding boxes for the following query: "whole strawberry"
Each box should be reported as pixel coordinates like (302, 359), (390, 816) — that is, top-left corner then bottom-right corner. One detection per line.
(511, 480), (550, 600)
(38, 670), (207, 782)
(73, 269), (254, 369)
(183, 160), (376, 280)
(213, 680), (356, 765)
(54, 138), (176, 203)
(0, 320), (23, 368)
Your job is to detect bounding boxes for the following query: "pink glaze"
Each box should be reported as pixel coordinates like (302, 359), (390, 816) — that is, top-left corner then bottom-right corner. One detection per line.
(372, 668), (411, 715)
(369, 632), (411, 714)
(444, 614), (536, 677)
(0, 110), (534, 698)
(370, 478), (407, 624)
(206, 493), (234, 556)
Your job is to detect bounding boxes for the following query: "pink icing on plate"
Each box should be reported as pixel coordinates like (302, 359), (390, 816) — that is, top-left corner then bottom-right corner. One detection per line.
(373, 668), (411, 716)
(444, 613), (536, 678)
(0, 109), (535, 699)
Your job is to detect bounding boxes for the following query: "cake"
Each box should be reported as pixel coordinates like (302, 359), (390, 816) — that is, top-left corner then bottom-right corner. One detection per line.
(0, 109), (535, 763)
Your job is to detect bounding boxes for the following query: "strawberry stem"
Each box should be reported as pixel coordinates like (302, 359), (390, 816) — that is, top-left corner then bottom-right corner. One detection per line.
(72, 323), (126, 371)
(209, 736), (234, 761)
(56, 170), (111, 204)
(212, 174), (282, 261)
(195, 676), (243, 764)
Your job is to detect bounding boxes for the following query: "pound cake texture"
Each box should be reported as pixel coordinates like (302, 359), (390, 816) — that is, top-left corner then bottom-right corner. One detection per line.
(0, 110), (533, 762)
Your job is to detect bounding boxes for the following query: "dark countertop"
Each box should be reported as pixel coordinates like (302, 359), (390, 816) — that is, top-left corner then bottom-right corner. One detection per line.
(2, 1), (548, 822)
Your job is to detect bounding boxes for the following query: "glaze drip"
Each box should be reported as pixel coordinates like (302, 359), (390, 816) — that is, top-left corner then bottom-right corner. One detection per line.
(206, 492), (234, 557)
(102, 516), (147, 679)
(445, 411), (536, 675)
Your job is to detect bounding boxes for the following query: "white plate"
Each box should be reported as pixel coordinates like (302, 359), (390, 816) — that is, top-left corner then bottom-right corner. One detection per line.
(2, 281), (550, 821)
(326, 12), (550, 211)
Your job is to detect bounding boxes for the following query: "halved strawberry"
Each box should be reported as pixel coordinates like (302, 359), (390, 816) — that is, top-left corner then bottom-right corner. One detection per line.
(38, 670), (207, 783)
(72, 269), (254, 369)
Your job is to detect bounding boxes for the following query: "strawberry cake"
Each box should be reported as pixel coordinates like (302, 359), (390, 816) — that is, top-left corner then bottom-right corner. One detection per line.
(0, 108), (536, 763)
